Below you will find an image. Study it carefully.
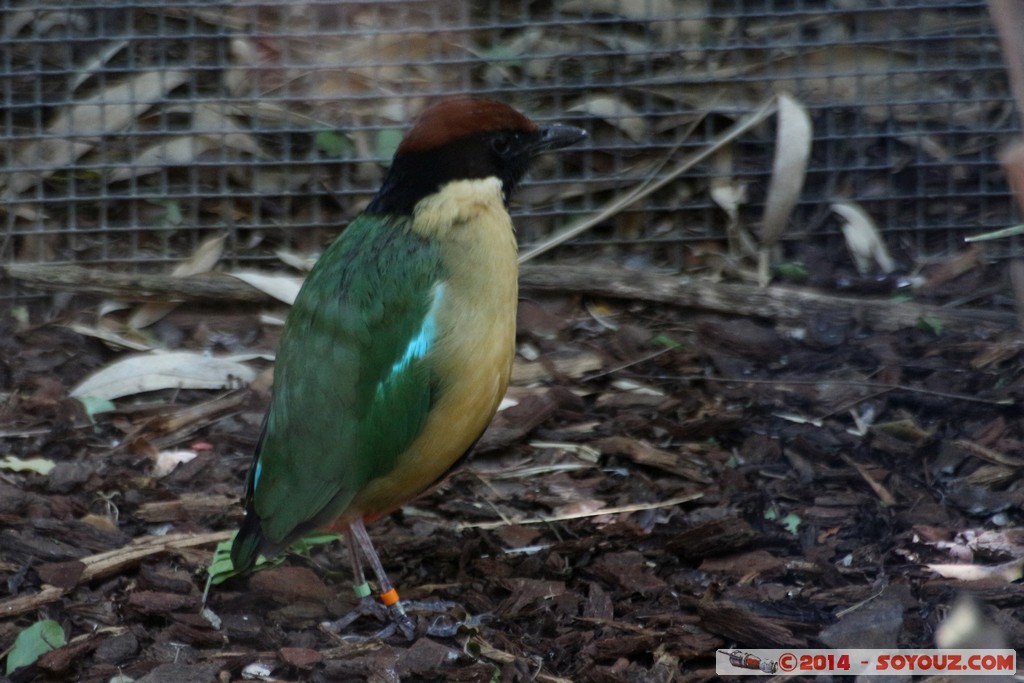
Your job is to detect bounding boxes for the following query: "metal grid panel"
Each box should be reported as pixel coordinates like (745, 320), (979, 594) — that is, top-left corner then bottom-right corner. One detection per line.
(0, 0), (1016, 300)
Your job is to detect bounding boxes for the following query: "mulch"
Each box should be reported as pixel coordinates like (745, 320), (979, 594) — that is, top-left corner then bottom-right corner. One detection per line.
(2, 264), (1023, 682)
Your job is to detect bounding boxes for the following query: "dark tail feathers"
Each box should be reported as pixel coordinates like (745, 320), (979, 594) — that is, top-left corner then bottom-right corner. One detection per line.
(230, 512), (266, 573)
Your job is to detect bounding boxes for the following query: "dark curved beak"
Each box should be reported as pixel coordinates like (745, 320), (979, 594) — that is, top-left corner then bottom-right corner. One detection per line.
(531, 124), (587, 155)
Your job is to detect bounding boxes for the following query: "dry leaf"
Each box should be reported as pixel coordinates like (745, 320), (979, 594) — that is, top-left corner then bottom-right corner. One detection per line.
(832, 201), (896, 274)
(926, 557), (1024, 582)
(275, 249), (317, 272)
(66, 323), (153, 352)
(3, 70), (190, 196)
(570, 95), (645, 142)
(153, 450), (199, 477)
(129, 235), (226, 329)
(70, 351), (259, 400)
(227, 271), (305, 306)
(760, 94), (812, 248)
(935, 596), (1008, 649)
(104, 135), (225, 183)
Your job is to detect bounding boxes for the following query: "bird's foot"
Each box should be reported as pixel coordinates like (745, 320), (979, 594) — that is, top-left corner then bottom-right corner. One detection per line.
(400, 599), (490, 638)
(322, 596), (390, 634)
(426, 612), (491, 638)
(321, 596), (417, 640)
(389, 602), (416, 641)
(322, 597), (486, 640)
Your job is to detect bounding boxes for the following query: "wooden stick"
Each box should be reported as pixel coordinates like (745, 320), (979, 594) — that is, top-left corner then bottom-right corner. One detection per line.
(6, 262), (1016, 334)
(4, 263), (269, 303)
(518, 264), (1017, 334)
(0, 531), (231, 618)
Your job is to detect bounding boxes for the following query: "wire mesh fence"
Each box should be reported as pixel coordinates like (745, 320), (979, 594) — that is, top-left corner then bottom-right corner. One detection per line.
(1, 0), (1017, 302)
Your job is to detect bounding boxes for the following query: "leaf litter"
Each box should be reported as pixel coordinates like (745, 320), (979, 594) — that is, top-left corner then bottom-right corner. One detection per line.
(3, 2), (1024, 680)
(3, 258), (1024, 680)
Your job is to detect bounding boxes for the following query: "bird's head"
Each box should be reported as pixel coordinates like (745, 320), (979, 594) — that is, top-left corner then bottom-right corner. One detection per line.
(367, 98), (587, 215)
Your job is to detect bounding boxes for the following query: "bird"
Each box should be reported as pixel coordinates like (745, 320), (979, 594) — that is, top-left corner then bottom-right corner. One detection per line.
(230, 98), (586, 636)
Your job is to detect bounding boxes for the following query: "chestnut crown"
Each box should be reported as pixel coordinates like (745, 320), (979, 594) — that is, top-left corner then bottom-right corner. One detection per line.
(366, 98), (586, 216)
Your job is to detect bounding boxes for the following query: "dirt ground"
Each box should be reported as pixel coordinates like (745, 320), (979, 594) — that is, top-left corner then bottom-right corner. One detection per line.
(2, 259), (1024, 682)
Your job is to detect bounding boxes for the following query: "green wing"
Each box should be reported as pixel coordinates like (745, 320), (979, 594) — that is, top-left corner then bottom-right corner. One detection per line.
(242, 213), (444, 553)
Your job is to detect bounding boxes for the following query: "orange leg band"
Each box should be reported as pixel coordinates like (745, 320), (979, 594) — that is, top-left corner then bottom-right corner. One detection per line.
(379, 587), (400, 607)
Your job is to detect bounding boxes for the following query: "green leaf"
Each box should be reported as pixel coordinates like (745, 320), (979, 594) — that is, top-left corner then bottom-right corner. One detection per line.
(76, 395), (116, 423)
(917, 316), (943, 336)
(314, 130), (353, 157)
(651, 333), (683, 350)
(779, 513), (801, 535)
(765, 506), (801, 534)
(206, 533), (242, 586)
(165, 201), (183, 226)
(6, 619), (66, 674)
(376, 129), (404, 159)
(11, 305), (29, 326)
(0, 455), (56, 476)
(478, 44), (524, 65)
(146, 199), (183, 227)
(775, 261), (809, 281)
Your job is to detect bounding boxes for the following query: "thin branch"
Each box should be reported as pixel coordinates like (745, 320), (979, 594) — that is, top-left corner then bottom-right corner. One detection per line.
(455, 493), (702, 531)
(518, 97), (778, 263)
(663, 374), (1013, 406)
(0, 531), (231, 618)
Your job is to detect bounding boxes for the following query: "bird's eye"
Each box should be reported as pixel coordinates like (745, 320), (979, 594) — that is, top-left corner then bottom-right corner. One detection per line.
(490, 134), (512, 156)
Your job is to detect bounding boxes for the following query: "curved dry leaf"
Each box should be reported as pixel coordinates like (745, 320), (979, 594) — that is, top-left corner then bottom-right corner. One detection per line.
(171, 235), (226, 278)
(227, 271), (305, 306)
(274, 249), (317, 272)
(570, 95), (645, 142)
(710, 181), (746, 225)
(128, 235), (226, 329)
(710, 148), (756, 262)
(70, 351), (258, 400)
(935, 596), (1008, 649)
(832, 201), (896, 274)
(926, 558), (1024, 583)
(105, 136), (216, 183)
(4, 70), (189, 196)
(66, 323), (153, 352)
(154, 450), (199, 478)
(192, 105), (264, 156)
(101, 108), (266, 184)
(760, 94), (812, 248)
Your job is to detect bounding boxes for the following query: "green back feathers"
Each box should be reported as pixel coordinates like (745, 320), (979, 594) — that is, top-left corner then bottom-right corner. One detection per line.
(234, 213), (445, 560)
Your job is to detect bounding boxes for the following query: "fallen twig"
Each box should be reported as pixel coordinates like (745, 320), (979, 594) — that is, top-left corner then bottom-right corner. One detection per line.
(518, 97), (778, 263)
(7, 262), (1018, 336)
(663, 374), (1014, 407)
(0, 531), (231, 618)
(518, 264), (1019, 335)
(454, 493), (702, 531)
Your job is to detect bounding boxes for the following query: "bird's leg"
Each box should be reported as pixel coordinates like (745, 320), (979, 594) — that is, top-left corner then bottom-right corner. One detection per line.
(346, 529), (374, 603)
(321, 525), (397, 635)
(349, 517), (416, 640)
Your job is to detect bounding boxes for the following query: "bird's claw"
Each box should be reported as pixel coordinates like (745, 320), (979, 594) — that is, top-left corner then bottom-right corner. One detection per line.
(425, 609), (491, 637)
(323, 596), (486, 640)
(322, 596), (390, 634)
(321, 596), (418, 640)
(390, 605), (416, 641)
